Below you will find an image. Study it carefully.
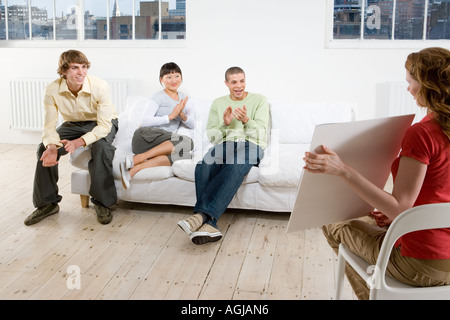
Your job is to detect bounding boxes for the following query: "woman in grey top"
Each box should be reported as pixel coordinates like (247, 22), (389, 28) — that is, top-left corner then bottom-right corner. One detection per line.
(120, 62), (195, 189)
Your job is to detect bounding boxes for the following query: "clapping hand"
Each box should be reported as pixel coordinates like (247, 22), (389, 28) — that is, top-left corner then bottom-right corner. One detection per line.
(169, 97), (188, 121)
(223, 106), (233, 126)
(223, 105), (249, 126)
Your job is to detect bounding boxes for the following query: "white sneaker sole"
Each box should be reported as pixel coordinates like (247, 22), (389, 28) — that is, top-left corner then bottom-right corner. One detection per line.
(190, 230), (223, 245)
(119, 162), (130, 189)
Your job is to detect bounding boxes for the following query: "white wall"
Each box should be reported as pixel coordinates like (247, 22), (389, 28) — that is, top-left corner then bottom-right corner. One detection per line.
(0, 0), (430, 145)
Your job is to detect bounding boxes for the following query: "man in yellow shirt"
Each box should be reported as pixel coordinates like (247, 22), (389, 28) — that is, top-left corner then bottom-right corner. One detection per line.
(24, 50), (119, 226)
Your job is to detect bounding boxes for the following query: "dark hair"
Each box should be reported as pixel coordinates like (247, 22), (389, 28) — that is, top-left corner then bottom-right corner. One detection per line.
(159, 62), (183, 81)
(225, 66), (245, 81)
(57, 50), (91, 78)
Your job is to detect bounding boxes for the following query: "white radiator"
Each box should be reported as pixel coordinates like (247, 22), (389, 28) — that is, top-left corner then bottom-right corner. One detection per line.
(10, 79), (49, 131)
(380, 82), (426, 123)
(10, 78), (129, 131)
(106, 79), (129, 113)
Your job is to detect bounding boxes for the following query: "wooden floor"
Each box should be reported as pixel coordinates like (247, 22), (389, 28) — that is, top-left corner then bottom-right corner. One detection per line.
(0, 143), (356, 300)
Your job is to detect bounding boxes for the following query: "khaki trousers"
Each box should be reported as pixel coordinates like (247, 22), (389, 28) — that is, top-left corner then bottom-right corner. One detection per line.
(323, 217), (450, 300)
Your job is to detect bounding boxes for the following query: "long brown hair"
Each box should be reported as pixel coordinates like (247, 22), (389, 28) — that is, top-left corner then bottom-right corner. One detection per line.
(405, 47), (450, 140)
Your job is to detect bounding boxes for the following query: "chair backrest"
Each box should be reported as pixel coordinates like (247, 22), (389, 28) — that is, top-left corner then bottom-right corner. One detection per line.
(374, 203), (450, 293)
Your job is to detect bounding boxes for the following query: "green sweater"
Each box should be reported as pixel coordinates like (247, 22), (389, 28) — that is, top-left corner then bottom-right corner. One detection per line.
(206, 93), (270, 149)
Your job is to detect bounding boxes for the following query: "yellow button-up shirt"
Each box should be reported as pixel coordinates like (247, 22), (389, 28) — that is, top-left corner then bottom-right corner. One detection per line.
(42, 75), (118, 147)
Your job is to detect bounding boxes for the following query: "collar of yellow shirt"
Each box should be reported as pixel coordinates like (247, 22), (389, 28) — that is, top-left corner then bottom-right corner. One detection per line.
(58, 77), (92, 96)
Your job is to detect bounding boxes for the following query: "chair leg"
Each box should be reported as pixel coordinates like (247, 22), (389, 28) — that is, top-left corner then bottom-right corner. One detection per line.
(335, 252), (346, 300)
(80, 195), (89, 208)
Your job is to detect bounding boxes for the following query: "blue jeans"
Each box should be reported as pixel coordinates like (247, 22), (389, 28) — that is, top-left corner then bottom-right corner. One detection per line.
(193, 141), (264, 228)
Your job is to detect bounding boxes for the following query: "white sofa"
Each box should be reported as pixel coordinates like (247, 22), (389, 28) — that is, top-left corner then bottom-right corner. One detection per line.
(70, 96), (356, 212)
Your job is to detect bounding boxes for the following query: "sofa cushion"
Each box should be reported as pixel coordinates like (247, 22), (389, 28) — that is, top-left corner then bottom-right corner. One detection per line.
(122, 165), (174, 182)
(113, 96), (153, 154)
(258, 144), (309, 188)
(172, 159), (260, 184)
(184, 99), (214, 158)
(270, 101), (355, 144)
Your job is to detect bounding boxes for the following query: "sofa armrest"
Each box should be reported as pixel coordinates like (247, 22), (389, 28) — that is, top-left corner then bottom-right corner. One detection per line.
(69, 146), (91, 171)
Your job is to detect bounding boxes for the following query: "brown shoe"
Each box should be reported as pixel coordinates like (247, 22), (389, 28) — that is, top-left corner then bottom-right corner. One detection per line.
(94, 205), (113, 224)
(24, 204), (59, 226)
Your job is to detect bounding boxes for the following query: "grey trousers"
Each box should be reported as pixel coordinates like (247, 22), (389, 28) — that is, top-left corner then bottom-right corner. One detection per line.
(33, 119), (118, 209)
(131, 127), (193, 164)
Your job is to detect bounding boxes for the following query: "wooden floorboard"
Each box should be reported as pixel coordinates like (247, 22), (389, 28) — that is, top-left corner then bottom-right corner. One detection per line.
(0, 143), (356, 300)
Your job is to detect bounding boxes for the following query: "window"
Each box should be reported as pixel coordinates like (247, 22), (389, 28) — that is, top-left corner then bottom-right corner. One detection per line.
(331, 0), (450, 45)
(0, 0), (186, 43)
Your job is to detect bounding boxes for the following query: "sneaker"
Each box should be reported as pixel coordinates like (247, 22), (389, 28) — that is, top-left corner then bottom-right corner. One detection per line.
(177, 214), (204, 236)
(190, 223), (223, 245)
(94, 204), (113, 225)
(125, 154), (134, 169)
(24, 204), (59, 226)
(119, 162), (131, 189)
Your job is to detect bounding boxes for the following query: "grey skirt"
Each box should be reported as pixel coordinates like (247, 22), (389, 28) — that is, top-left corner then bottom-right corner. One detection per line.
(131, 127), (193, 164)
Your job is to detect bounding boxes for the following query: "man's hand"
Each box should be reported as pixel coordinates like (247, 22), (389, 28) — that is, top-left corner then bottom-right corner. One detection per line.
(233, 105), (249, 124)
(224, 105), (249, 126)
(60, 138), (86, 154)
(40, 145), (58, 167)
(223, 106), (233, 126)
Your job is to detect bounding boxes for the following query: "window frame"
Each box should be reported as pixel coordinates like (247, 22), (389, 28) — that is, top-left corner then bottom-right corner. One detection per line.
(325, 0), (450, 49)
(0, 0), (187, 48)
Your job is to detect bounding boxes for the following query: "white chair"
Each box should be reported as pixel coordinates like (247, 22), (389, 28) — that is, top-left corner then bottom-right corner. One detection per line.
(335, 202), (450, 300)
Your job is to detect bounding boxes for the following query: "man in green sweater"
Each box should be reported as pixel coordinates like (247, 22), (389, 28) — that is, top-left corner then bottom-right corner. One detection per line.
(178, 66), (270, 245)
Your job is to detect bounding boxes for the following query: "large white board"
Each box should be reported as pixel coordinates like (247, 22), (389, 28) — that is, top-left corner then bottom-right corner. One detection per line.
(287, 114), (415, 233)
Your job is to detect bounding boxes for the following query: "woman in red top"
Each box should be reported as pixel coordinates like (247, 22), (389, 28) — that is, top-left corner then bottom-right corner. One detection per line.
(303, 47), (450, 300)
